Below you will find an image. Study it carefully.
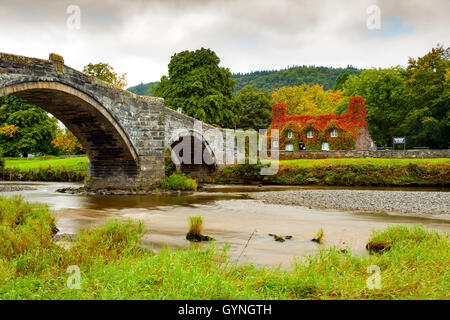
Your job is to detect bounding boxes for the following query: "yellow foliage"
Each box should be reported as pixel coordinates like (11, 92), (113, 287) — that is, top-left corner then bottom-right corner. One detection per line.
(272, 84), (343, 116)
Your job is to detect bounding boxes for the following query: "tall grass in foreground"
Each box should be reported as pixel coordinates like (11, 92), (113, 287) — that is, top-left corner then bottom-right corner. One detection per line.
(0, 196), (448, 299)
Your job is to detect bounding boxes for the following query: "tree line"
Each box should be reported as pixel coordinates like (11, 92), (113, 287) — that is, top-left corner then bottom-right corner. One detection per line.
(0, 46), (448, 157)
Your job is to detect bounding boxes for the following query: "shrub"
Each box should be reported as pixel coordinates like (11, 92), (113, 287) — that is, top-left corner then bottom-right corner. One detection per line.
(0, 155), (4, 172)
(159, 173), (197, 191)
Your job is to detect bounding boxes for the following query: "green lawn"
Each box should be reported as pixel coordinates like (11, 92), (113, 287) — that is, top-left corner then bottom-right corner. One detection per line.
(278, 158), (450, 168)
(0, 196), (449, 300)
(5, 156), (87, 171)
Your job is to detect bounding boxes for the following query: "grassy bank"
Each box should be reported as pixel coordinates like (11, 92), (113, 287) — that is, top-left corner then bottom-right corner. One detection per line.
(218, 158), (450, 186)
(1, 156), (87, 182)
(0, 196), (448, 300)
(2, 156), (449, 187)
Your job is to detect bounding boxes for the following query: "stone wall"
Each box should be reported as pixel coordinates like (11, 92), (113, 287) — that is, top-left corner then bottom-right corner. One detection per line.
(279, 149), (450, 160)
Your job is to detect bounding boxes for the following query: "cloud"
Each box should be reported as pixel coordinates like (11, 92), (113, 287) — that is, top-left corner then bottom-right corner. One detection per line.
(0, 0), (448, 86)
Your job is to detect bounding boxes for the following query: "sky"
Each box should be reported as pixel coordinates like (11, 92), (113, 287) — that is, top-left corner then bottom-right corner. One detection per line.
(0, 0), (448, 87)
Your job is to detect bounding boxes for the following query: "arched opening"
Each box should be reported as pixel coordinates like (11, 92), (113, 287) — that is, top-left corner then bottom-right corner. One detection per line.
(1, 81), (139, 188)
(167, 133), (217, 179)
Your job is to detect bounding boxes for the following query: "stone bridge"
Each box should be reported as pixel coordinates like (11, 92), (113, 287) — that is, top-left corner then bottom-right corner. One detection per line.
(0, 52), (240, 189)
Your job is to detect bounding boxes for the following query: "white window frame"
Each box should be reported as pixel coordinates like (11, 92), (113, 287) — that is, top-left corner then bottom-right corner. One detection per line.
(307, 130), (314, 138)
(285, 143), (294, 151)
(287, 131), (293, 139)
(330, 129), (338, 138)
(321, 142), (330, 151)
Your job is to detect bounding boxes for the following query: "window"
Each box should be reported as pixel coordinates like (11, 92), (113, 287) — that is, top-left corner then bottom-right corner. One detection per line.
(330, 129), (338, 138)
(307, 130), (314, 138)
(285, 143), (293, 151)
(272, 140), (279, 148)
(287, 131), (293, 138)
(321, 142), (330, 151)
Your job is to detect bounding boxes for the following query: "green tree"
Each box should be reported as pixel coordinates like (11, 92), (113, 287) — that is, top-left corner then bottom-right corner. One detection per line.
(0, 96), (58, 157)
(341, 68), (412, 146)
(333, 73), (350, 91)
(234, 86), (273, 130)
(153, 48), (236, 128)
(402, 46), (449, 148)
(83, 62), (127, 89)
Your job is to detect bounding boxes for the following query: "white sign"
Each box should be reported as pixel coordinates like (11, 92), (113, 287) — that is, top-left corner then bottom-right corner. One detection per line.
(393, 137), (405, 144)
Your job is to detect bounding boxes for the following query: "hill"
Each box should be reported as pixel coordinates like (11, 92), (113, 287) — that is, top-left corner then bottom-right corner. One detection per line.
(127, 81), (159, 96)
(233, 65), (362, 92)
(126, 65), (363, 96)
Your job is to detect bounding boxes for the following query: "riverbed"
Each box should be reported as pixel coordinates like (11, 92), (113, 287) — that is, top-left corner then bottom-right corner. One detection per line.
(1, 181), (449, 268)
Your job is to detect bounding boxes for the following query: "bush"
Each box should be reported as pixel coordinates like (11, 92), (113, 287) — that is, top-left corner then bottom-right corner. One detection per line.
(159, 173), (197, 191)
(217, 161), (450, 186)
(0, 156), (4, 172)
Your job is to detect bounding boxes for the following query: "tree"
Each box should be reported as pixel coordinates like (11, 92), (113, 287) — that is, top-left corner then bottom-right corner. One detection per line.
(234, 86), (273, 130)
(52, 129), (84, 155)
(271, 84), (343, 116)
(153, 48), (236, 128)
(0, 96), (58, 157)
(402, 46), (449, 148)
(340, 68), (412, 146)
(333, 73), (350, 91)
(83, 62), (127, 89)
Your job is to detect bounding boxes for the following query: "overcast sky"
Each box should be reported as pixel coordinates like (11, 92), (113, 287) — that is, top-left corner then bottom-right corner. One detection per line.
(0, 0), (448, 86)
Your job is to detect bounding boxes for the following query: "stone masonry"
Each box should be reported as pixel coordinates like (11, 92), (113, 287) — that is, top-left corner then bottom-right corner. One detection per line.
(0, 52), (231, 189)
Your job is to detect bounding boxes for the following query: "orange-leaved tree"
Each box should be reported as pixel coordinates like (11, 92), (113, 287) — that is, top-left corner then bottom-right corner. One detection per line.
(52, 129), (84, 155)
(0, 124), (19, 138)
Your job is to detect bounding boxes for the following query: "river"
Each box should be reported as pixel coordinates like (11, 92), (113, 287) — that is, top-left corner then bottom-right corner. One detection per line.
(2, 181), (449, 268)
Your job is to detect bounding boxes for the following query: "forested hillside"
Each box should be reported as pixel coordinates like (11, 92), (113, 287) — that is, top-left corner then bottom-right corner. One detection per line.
(127, 81), (159, 96)
(126, 65), (363, 96)
(233, 65), (363, 92)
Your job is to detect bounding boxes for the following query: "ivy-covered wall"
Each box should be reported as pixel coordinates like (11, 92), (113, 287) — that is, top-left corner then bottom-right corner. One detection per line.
(271, 97), (372, 151)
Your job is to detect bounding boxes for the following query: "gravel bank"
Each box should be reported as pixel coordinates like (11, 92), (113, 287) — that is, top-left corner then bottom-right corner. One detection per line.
(0, 185), (37, 192)
(249, 190), (450, 215)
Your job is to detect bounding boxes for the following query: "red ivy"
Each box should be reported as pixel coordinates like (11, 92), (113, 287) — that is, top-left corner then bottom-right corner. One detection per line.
(270, 96), (368, 150)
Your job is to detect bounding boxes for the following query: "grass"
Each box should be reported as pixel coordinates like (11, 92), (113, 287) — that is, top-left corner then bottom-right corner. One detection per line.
(312, 228), (324, 244)
(2, 156), (87, 182)
(278, 158), (450, 168)
(4, 156), (87, 171)
(218, 158), (450, 186)
(0, 196), (448, 300)
(159, 173), (198, 191)
(188, 216), (203, 237)
(186, 216), (213, 242)
(3, 156), (449, 186)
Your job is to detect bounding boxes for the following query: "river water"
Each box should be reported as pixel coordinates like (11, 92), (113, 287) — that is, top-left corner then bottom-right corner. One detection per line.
(2, 182), (449, 268)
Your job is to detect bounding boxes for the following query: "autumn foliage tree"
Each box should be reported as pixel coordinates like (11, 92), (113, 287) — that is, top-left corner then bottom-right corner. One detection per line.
(83, 62), (127, 89)
(0, 96), (58, 157)
(51, 129), (84, 155)
(272, 84), (343, 116)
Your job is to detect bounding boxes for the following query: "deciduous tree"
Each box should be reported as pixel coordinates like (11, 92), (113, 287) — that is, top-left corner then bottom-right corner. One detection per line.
(272, 84), (343, 116)
(153, 48), (236, 128)
(234, 86), (273, 130)
(0, 96), (58, 157)
(83, 62), (127, 89)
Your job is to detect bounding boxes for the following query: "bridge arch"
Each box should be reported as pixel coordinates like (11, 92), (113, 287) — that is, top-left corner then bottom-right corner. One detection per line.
(166, 129), (218, 178)
(0, 81), (139, 188)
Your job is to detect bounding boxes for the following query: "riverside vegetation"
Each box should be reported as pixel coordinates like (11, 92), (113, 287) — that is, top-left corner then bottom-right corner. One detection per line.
(0, 196), (448, 300)
(2, 156), (449, 187)
(217, 158), (450, 186)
